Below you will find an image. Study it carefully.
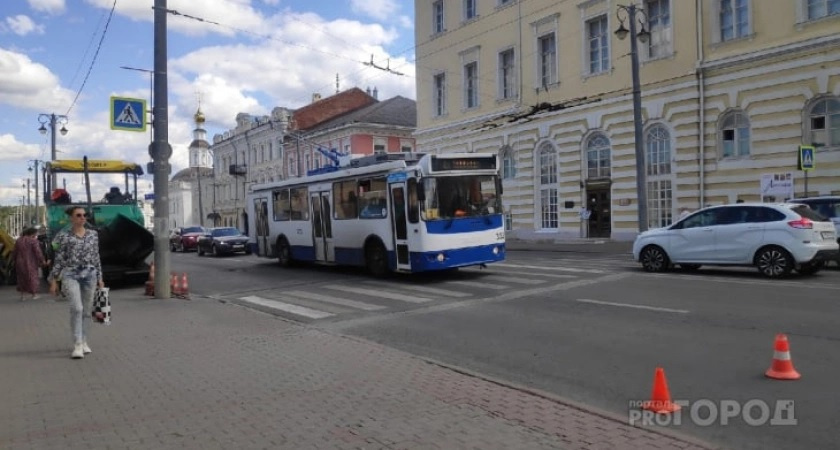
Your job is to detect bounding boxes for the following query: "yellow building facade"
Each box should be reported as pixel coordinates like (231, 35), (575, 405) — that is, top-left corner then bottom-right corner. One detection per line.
(414, 0), (840, 241)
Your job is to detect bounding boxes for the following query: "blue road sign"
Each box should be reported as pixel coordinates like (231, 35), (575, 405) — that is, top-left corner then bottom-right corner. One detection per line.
(798, 145), (815, 172)
(110, 96), (147, 132)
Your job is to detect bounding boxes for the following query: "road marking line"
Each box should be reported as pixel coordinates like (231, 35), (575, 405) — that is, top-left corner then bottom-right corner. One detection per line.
(322, 285), (432, 303)
(575, 298), (689, 314)
(284, 291), (386, 311)
(448, 280), (510, 290)
(363, 282), (472, 298)
(480, 270), (578, 280)
(496, 263), (605, 274)
(239, 295), (334, 319)
(489, 276), (548, 285)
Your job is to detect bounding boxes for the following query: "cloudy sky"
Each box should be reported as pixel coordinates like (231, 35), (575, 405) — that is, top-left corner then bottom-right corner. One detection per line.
(0, 0), (416, 208)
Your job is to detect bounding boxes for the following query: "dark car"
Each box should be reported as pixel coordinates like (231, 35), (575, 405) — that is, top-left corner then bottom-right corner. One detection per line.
(197, 227), (251, 256)
(169, 226), (207, 252)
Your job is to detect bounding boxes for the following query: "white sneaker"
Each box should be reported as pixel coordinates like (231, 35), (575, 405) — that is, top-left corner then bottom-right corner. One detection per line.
(82, 342), (92, 354)
(71, 344), (84, 359)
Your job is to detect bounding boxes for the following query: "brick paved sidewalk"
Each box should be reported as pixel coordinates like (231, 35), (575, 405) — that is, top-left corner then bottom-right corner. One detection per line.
(0, 286), (713, 450)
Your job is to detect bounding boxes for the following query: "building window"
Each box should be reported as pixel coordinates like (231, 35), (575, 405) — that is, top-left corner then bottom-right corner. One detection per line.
(434, 73), (447, 116)
(463, 0), (476, 21)
(807, 0), (840, 19)
(433, 0), (445, 34)
(538, 142), (558, 229)
(646, 0), (672, 59)
(719, 110), (751, 158)
(586, 15), (609, 74)
(807, 97), (840, 148)
(505, 212), (513, 231)
(645, 125), (673, 229)
(501, 146), (516, 179)
(537, 32), (557, 89)
(585, 133), (611, 178)
(498, 48), (516, 100)
(720, 0), (750, 41)
(400, 140), (414, 153)
(464, 61), (479, 109)
(374, 138), (387, 155)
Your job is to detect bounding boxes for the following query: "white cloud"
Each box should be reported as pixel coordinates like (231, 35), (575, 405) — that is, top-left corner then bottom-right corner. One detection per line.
(5, 15), (45, 36)
(0, 48), (75, 110)
(349, 0), (399, 21)
(28, 0), (65, 15)
(0, 133), (43, 161)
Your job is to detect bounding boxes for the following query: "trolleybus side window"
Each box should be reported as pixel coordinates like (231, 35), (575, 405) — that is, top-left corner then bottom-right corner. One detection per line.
(358, 177), (388, 219)
(407, 178), (419, 224)
(334, 180), (358, 219)
(290, 187), (309, 221)
(273, 188), (291, 221)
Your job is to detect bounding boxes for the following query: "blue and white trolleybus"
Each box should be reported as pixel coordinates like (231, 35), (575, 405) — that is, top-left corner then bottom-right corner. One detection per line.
(245, 152), (505, 275)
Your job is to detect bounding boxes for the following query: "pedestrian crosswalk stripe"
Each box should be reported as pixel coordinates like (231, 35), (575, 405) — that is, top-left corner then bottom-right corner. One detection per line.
(495, 263), (605, 274)
(284, 290), (386, 311)
(492, 271), (578, 279)
(487, 276), (548, 285)
(363, 281), (472, 298)
(322, 285), (432, 303)
(447, 280), (510, 290)
(239, 295), (334, 319)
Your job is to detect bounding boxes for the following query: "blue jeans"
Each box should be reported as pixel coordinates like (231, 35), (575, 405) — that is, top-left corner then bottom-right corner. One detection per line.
(61, 267), (97, 345)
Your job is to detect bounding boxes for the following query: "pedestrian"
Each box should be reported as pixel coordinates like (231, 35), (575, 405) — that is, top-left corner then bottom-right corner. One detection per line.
(13, 227), (48, 301)
(48, 207), (105, 359)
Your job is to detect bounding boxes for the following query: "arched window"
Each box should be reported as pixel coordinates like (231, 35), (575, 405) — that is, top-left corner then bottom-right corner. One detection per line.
(500, 146), (516, 179)
(645, 124), (673, 229)
(807, 96), (840, 148)
(585, 133), (611, 178)
(719, 110), (750, 158)
(537, 142), (558, 229)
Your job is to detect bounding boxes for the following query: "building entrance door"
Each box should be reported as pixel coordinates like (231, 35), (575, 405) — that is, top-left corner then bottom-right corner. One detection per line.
(587, 187), (611, 238)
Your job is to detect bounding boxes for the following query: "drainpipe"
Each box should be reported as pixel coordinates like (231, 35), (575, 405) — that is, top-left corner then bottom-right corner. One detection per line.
(696, 0), (706, 208)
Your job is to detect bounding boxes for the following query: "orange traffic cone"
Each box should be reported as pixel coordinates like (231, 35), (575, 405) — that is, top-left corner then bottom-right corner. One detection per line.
(765, 334), (801, 380)
(144, 262), (155, 296)
(170, 273), (180, 297)
(179, 273), (190, 299)
(642, 367), (681, 414)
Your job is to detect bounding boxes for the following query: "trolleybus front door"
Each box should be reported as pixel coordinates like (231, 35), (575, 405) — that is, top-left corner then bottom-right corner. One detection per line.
(390, 183), (411, 271)
(253, 197), (271, 256)
(310, 191), (334, 263)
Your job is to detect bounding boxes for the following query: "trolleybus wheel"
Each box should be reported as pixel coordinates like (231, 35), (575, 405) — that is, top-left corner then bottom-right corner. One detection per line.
(365, 241), (389, 277)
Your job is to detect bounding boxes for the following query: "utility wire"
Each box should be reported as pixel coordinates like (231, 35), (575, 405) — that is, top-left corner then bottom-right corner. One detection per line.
(65, 0), (118, 117)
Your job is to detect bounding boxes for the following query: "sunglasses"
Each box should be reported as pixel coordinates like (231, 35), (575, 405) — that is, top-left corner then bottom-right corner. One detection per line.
(74, 213), (88, 218)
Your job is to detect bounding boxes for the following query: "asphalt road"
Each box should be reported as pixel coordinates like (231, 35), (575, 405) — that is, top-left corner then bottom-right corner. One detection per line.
(173, 249), (840, 450)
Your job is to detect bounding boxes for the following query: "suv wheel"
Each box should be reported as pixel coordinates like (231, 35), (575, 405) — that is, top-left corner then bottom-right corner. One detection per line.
(755, 246), (793, 278)
(640, 245), (670, 273)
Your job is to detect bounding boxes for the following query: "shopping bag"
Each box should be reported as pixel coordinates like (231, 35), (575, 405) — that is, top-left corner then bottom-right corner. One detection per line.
(92, 287), (111, 325)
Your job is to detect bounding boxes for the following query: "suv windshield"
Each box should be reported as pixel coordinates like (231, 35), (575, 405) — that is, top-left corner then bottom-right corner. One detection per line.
(212, 228), (241, 237)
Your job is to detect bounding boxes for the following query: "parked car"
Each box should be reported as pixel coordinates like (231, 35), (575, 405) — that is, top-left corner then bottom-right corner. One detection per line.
(632, 203), (838, 277)
(788, 196), (840, 266)
(197, 227), (251, 256)
(169, 226), (207, 252)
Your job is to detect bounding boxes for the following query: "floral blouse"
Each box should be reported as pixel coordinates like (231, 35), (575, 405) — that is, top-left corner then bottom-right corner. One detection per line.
(49, 227), (103, 282)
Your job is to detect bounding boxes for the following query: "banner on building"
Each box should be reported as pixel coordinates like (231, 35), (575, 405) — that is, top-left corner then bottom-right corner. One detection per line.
(760, 172), (794, 202)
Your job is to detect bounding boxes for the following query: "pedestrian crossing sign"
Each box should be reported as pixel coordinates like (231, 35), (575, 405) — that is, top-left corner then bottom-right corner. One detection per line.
(110, 96), (147, 132)
(797, 145), (815, 172)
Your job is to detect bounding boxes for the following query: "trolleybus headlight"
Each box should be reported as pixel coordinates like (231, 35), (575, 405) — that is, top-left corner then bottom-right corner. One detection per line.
(436, 253), (445, 262)
(492, 246), (499, 255)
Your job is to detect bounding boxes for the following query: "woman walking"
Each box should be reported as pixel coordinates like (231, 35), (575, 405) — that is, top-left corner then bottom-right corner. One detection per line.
(48, 207), (105, 359)
(14, 227), (48, 300)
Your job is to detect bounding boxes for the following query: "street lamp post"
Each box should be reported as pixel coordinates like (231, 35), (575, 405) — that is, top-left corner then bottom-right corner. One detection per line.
(615, 3), (651, 233)
(37, 113), (69, 189)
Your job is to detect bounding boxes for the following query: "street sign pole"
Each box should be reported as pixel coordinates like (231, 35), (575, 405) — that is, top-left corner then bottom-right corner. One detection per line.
(151, 0), (172, 299)
(797, 145), (815, 198)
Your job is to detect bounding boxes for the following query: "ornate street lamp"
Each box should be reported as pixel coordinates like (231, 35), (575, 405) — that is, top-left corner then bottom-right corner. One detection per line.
(615, 4), (651, 232)
(37, 113), (69, 188)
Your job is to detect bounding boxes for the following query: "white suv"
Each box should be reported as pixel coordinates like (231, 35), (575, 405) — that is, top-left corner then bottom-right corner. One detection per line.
(788, 196), (840, 266)
(633, 203), (838, 277)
